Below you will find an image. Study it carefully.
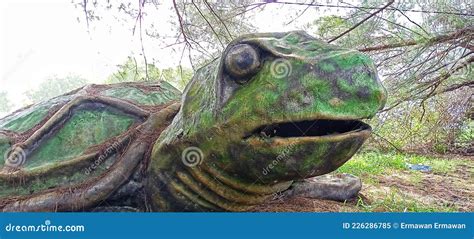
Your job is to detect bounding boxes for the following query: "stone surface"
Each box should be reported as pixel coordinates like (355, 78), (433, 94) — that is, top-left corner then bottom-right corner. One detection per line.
(287, 173), (362, 201)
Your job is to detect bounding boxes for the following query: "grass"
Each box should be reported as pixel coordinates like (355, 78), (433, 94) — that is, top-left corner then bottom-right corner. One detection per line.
(353, 190), (458, 212)
(336, 151), (472, 212)
(337, 151), (467, 176)
(336, 151), (405, 176)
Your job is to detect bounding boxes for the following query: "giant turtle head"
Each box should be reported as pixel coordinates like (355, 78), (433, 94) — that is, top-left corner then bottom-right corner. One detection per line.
(149, 31), (386, 210)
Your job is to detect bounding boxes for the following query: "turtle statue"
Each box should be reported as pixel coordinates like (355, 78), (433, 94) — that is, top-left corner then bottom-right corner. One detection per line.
(0, 31), (386, 212)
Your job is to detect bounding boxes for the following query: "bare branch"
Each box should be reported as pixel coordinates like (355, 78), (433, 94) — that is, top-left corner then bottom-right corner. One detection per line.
(441, 81), (474, 94)
(394, 8), (429, 36)
(240, 1), (474, 17)
(172, 0), (191, 48)
(191, 0), (225, 48)
(224, 3), (266, 20)
(204, 0), (233, 40)
(82, 0), (90, 31)
(341, 0), (426, 39)
(328, 0), (395, 43)
(382, 55), (474, 112)
(285, 0), (315, 25)
(134, 0), (148, 81)
(359, 27), (474, 52)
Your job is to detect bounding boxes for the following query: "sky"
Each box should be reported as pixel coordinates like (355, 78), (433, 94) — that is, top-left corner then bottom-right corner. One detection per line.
(0, 0), (152, 108)
(0, 0), (341, 114)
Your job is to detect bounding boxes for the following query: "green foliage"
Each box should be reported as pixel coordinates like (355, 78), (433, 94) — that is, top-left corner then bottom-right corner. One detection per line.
(310, 16), (351, 40)
(419, 0), (472, 31)
(305, 0), (472, 154)
(105, 57), (192, 91)
(367, 89), (471, 153)
(160, 67), (193, 91)
(172, 0), (256, 64)
(454, 119), (474, 149)
(105, 56), (161, 83)
(71, 0), (471, 154)
(0, 92), (12, 114)
(336, 151), (403, 176)
(26, 75), (88, 103)
(337, 151), (466, 176)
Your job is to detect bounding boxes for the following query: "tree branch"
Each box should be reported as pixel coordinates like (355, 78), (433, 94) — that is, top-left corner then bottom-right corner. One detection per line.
(359, 26), (473, 52)
(441, 81), (474, 94)
(172, 0), (191, 48)
(191, 0), (225, 48)
(82, 0), (90, 31)
(328, 0), (394, 43)
(240, 1), (474, 17)
(204, 0), (233, 41)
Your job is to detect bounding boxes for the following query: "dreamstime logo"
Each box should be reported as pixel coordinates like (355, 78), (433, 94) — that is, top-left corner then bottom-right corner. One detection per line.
(4, 219), (85, 232)
(4, 146), (26, 168)
(270, 58), (292, 79)
(181, 146), (204, 167)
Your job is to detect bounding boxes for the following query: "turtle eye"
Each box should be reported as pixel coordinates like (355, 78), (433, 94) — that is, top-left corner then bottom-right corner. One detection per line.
(224, 44), (261, 81)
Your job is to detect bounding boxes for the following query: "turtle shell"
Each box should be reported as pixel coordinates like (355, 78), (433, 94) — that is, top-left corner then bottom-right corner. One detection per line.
(0, 81), (181, 211)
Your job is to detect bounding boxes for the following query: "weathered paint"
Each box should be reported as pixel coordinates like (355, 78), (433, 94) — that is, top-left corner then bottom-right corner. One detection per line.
(0, 31), (386, 212)
(149, 31), (386, 211)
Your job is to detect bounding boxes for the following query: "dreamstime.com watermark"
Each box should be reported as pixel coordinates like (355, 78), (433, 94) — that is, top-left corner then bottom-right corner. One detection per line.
(262, 142), (297, 176)
(84, 140), (123, 175)
(4, 220), (85, 233)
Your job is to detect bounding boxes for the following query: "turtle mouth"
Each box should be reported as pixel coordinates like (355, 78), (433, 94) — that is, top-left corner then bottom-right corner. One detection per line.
(245, 119), (371, 139)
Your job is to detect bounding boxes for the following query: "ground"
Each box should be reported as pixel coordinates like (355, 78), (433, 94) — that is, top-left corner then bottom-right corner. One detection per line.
(253, 151), (473, 212)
